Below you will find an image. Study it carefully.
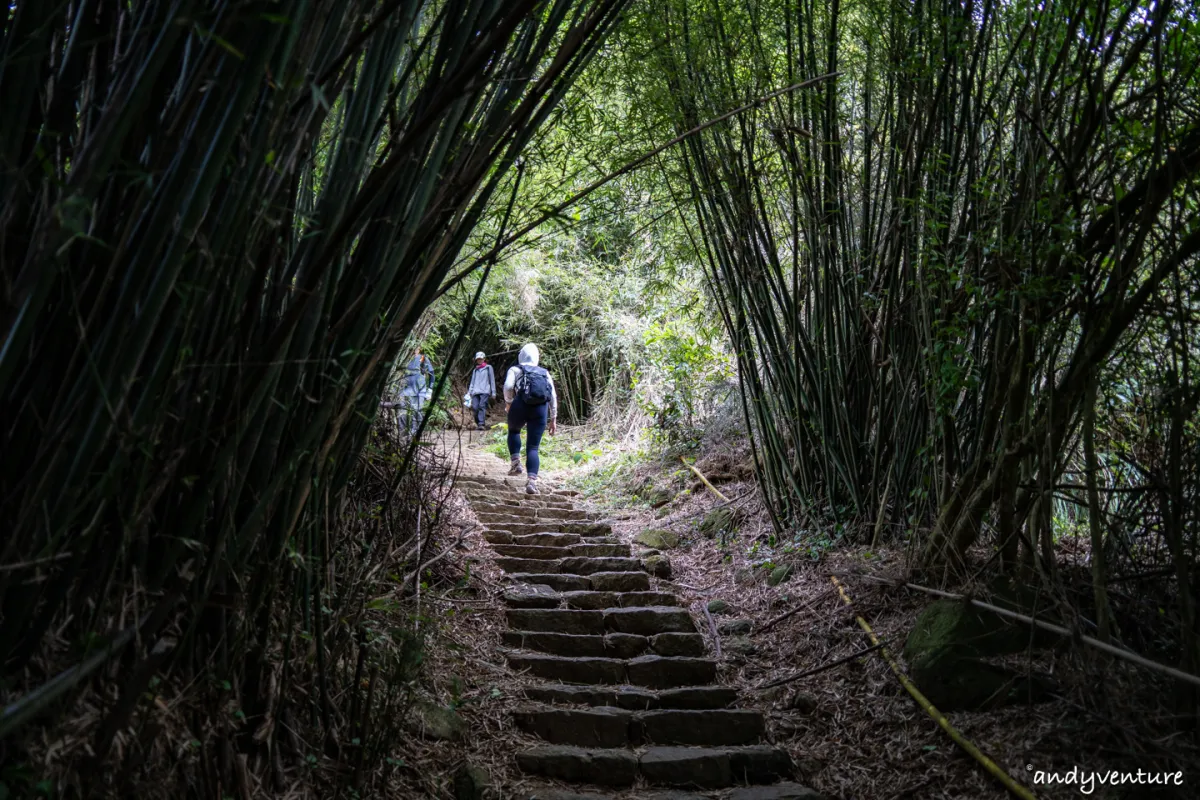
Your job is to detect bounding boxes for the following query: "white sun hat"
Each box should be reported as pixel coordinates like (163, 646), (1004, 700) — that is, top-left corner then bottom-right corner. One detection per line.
(474, 351), (486, 359)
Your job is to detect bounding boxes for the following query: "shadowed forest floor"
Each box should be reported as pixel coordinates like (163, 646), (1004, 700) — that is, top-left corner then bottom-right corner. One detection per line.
(381, 430), (1190, 800)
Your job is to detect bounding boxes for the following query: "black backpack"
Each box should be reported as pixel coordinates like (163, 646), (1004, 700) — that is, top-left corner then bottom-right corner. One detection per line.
(517, 365), (552, 406)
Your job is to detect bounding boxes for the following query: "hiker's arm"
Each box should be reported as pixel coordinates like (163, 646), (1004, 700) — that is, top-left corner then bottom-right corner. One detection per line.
(548, 376), (558, 434)
(503, 367), (516, 409)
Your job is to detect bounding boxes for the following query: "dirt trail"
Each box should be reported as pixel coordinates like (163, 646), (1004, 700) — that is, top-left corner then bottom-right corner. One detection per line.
(441, 438), (823, 799)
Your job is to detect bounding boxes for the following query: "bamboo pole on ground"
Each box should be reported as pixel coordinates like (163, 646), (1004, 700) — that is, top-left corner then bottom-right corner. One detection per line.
(830, 576), (1037, 800)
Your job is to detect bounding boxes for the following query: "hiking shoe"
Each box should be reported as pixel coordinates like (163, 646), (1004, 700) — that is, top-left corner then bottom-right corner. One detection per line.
(526, 480), (539, 495)
(507, 461), (523, 476)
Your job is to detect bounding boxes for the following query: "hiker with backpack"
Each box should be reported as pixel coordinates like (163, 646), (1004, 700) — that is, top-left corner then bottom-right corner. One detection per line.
(503, 343), (558, 494)
(467, 351), (497, 430)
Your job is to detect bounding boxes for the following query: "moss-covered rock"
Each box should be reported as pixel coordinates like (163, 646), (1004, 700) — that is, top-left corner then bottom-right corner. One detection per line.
(767, 565), (794, 587)
(408, 699), (465, 741)
(904, 595), (1051, 664)
(699, 507), (738, 538)
(645, 486), (673, 508)
(907, 647), (1055, 711)
(635, 529), (680, 549)
(454, 764), (492, 800)
(644, 554), (672, 578)
(724, 636), (756, 655)
(707, 599), (731, 614)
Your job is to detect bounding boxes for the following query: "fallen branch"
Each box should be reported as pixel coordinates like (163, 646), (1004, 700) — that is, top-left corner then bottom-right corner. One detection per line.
(680, 456), (729, 502)
(758, 587), (837, 634)
(701, 602), (722, 660)
(754, 640), (887, 690)
(831, 576), (1036, 800)
(403, 527), (466, 591)
(901, 580), (1200, 690)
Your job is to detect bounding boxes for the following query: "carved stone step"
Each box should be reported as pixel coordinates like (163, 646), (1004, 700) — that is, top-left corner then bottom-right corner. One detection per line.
(512, 707), (765, 747)
(506, 652), (717, 688)
(521, 684), (738, 711)
(507, 572), (651, 593)
(639, 746), (793, 788)
(503, 630), (706, 659)
(516, 745), (793, 789)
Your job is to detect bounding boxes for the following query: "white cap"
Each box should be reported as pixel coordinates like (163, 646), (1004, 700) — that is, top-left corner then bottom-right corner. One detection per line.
(474, 351), (486, 360)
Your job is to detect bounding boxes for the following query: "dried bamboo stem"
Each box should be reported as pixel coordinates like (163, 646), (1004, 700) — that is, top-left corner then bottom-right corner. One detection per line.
(831, 576), (1037, 800)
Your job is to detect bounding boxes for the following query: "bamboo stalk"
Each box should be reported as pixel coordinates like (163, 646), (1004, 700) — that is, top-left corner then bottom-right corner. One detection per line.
(680, 456), (730, 502)
(830, 577), (1037, 800)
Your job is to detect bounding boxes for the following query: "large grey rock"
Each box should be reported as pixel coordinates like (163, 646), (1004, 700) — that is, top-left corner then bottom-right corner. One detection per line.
(767, 565), (794, 586)
(644, 554), (673, 578)
(407, 699), (464, 741)
(453, 763), (492, 800)
(907, 647), (1055, 712)
(718, 618), (752, 636)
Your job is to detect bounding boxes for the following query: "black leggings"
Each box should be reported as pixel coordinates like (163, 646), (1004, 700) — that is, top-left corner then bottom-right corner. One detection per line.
(507, 396), (548, 476)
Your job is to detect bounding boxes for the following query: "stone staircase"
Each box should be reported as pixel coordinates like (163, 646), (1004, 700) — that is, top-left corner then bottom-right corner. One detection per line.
(450, 442), (821, 800)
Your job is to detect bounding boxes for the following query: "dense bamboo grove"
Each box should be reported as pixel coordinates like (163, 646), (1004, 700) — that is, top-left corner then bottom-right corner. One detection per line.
(0, 0), (624, 793)
(630, 0), (1200, 670)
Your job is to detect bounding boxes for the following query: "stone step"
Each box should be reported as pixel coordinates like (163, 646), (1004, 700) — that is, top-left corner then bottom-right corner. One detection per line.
(496, 521), (613, 537)
(503, 630), (706, 659)
(561, 591), (676, 609)
(506, 653), (717, 688)
(513, 707), (764, 747)
(506, 607), (695, 636)
(515, 746), (638, 787)
(505, 584), (562, 608)
(467, 491), (577, 508)
(641, 746), (793, 789)
(507, 572), (651, 594)
(523, 684), (738, 711)
(488, 531), (581, 546)
(476, 510), (593, 525)
(516, 745), (793, 789)
(519, 786), (825, 800)
(507, 573), (593, 592)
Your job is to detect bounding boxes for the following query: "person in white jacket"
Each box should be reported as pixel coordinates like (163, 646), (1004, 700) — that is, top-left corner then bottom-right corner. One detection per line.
(504, 344), (558, 494)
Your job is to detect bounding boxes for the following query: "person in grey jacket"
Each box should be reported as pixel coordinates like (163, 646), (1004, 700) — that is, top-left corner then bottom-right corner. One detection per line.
(467, 351), (496, 430)
(399, 347), (434, 435)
